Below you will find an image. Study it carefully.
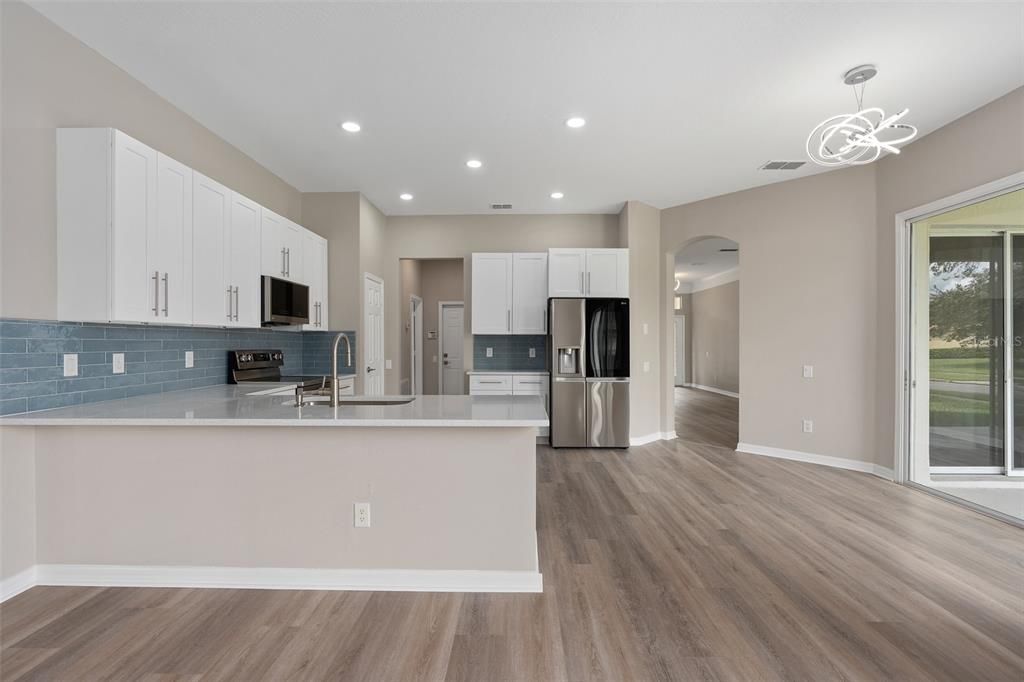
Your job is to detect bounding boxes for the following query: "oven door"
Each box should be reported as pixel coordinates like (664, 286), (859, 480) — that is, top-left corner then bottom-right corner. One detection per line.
(262, 276), (310, 326)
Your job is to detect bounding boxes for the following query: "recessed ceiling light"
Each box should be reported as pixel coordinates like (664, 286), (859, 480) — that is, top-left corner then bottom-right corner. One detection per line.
(466, 159), (483, 169)
(565, 117), (586, 129)
(550, 192), (564, 199)
(340, 121), (361, 133)
(400, 193), (413, 201)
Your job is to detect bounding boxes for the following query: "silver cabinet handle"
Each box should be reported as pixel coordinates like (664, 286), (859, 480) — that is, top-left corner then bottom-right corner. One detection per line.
(281, 247), (287, 276)
(233, 286), (239, 321)
(579, 271), (584, 294)
(479, 380), (503, 384)
(286, 248), (290, 277)
(162, 272), (169, 316)
(226, 286), (233, 320)
(152, 271), (160, 316)
(586, 271), (591, 295)
(507, 309), (511, 332)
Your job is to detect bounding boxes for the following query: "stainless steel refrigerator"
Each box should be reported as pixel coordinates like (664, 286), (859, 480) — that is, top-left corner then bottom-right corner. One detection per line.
(549, 298), (630, 448)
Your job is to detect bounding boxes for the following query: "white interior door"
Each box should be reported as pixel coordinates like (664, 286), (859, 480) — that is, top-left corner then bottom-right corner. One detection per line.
(364, 273), (385, 395)
(410, 296), (423, 394)
(440, 303), (465, 395)
(674, 316), (686, 386)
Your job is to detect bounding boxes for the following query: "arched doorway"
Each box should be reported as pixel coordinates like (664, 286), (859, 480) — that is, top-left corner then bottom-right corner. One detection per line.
(671, 236), (739, 448)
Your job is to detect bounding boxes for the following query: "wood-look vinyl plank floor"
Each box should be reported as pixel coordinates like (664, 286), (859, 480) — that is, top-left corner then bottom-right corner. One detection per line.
(2, 389), (1022, 681)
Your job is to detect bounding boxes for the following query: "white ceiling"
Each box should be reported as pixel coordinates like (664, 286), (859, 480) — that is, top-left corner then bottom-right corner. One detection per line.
(674, 237), (738, 282)
(31, 2), (1024, 216)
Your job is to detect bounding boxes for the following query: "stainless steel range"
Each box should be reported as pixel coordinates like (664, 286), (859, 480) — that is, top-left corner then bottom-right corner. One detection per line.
(229, 350), (327, 389)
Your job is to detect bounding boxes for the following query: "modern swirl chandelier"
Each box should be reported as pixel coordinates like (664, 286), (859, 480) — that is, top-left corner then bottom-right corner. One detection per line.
(806, 65), (917, 167)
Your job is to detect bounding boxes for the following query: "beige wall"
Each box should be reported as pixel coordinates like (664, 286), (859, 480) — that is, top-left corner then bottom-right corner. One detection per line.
(0, 428), (37, 580)
(32, 426), (538, 572)
(300, 191), (361, 331)
(618, 201), (663, 439)
(690, 281), (739, 394)
(872, 87), (1024, 468)
(0, 2), (303, 320)
(399, 259), (423, 393)
(661, 165), (878, 462)
(380, 214), (620, 393)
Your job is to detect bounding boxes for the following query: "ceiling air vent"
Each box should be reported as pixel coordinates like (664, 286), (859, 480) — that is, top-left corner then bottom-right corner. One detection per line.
(490, 203), (513, 210)
(760, 161), (805, 170)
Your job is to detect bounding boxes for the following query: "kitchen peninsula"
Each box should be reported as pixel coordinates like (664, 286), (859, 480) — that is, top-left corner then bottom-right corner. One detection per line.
(1, 387), (547, 593)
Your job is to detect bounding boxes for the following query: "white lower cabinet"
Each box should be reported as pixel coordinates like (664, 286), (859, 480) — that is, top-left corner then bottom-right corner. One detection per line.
(469, 372), (550, 438)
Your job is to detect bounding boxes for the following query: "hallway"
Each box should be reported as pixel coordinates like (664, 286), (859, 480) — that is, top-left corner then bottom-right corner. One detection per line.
(674, 386), (738, 449)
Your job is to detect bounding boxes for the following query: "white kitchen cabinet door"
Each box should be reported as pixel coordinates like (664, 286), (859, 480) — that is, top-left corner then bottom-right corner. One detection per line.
(154, 154), (193, 325)
(110, 130), (159, 323)
(513, 253), (548, 334)
(547, 248), (587, 297)
(260, 208), (288, 278)
(585, 248), (629, 297)
(471, 253), (514, 334)
(192, 172), (231, 326)
(302, 232), (328, 330)
(282, 219), (305, 281)
(229, 192), (262, 328)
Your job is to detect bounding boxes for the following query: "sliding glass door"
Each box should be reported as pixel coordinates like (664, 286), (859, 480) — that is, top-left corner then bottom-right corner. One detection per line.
(911, 188), (1024, 521)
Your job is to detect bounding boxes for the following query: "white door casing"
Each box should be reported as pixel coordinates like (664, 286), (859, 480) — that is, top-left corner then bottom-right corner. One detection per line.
(440, 302), (465, 395)
(410, 295), (423, 394)
(674, 316), (686, 386)
(364, 273), (385, 395)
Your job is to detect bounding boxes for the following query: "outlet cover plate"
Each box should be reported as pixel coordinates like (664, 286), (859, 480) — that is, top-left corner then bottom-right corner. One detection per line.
(63, 354), (78, 377)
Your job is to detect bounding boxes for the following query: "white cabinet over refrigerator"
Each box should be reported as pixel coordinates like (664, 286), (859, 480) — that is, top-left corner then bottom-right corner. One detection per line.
(548, 248), (628, 298)
(57, 128), (194, 324)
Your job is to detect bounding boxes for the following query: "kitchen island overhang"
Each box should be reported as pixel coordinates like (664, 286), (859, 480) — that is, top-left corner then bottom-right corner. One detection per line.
(0, 388), (547, 596)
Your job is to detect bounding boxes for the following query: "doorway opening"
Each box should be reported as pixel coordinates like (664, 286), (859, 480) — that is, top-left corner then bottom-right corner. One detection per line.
(671, 236), (739, 449)
(901, 182), (1024, 523)
(399, 258), (465, 395)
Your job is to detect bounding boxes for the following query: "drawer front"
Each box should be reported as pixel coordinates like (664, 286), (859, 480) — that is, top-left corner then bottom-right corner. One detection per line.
(513, 375), (549, 394)
(470, 374), (513, 393)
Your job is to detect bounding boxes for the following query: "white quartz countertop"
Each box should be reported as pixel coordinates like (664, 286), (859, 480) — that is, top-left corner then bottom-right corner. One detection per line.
(0, 385), (549, 428)
(466, 370), (549, 375)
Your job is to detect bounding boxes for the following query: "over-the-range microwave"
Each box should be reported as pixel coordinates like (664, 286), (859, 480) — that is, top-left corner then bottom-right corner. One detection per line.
(261, 275), (309, 326)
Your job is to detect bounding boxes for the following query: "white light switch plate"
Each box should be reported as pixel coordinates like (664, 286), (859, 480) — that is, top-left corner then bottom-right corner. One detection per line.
(802, 419), (814, 433)
(112, 353), (125, 374)
(643, 361), (651, 373)
(802, 365), (814, 378)
(385, 359), (392, 370)
(643, 322), (649, 335)
(63, 353), (78, 377)
(184, 351), (194, 368)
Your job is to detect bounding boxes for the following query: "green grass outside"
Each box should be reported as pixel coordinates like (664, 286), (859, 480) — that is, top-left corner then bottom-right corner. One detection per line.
(930, 357), (989, 382)
(930, 389), (992, 427)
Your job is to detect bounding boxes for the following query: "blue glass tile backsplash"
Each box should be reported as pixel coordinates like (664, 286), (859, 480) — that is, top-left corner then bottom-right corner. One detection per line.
(0, 319), (355, 416)
(472, 335), (549, 371)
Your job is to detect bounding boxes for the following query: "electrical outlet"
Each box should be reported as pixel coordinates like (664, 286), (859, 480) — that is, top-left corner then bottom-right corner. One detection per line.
(802, 365), (814, 379)
(63, 354), (78, 377)
(354, 502), (371, 528)
(529, 348), (536, 358)
(385, 359), (392, 370)
(802, 419), (814, 433)
(112, 353), (125, 374)
(185, 351), (194, 368)
(486, 347), (493, 358)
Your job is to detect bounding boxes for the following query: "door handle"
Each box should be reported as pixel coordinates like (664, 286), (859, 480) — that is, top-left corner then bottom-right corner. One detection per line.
(367, 366), (376, 373)
(226, 286), (233, 320)
(162, 273), (169, 316)
(152, 271), (160, 316)
(233, 286), (239, 321)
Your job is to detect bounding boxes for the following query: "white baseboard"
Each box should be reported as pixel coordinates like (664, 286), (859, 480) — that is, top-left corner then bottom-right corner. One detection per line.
(689, 384), (739, 399)
(0, 565), (541, 602)
(630, 431), (677, 446)
(0, 566), (37, 602)
(737, 442), (893, 481)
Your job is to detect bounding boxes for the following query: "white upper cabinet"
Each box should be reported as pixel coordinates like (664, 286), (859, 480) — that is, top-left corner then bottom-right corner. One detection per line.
(154, 154), (193, 325)
(585, 248), (629, 297)
(512, 253), (548, 334)
(57, 128), (327, 329)
(192, 172), (231, 326)
(548, 248), (629, 298)
(302, 232), (329, 330)
(58, 128), (195, 325)
(229, 193), (262, 328)
(471, 253), (514, 334)
(547, 248), (587, 297)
